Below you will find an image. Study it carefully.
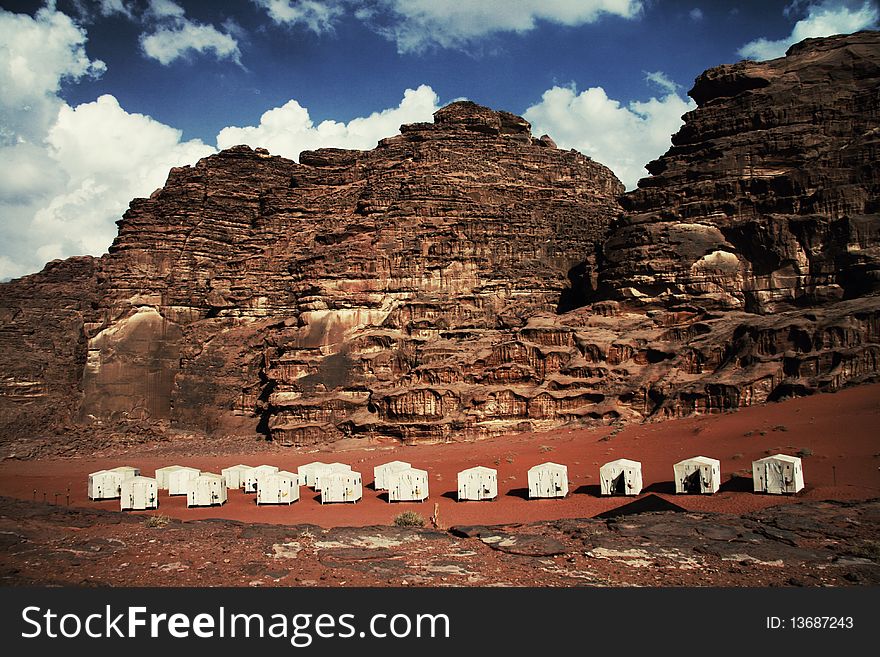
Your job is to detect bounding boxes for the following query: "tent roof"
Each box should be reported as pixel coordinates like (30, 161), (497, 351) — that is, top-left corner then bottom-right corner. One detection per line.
(327, 462), (352, 471)
(376, 460), (411, 469)
(170, 466), (200, 474)
(298, 461), (329, 471)
(223, 464), (252, 471)
(674, 456), (720, 467)
(397, 467), (428, 477)
(89, 469), (110, 477)
(127, 476), (157, 484)
(602, 458), (642, 469)
(528, 461), (567, 473)
(460, 466), (497, 475)
(197, 472), (224, 480)
(156, 465), (185, 472)
(754, 454), (801, 465)
(276, 470), (298, 479)
(109, 466), (139, 473)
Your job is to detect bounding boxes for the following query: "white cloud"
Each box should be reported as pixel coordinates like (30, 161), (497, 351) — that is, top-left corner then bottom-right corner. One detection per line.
(145, 0), (186, 19)
(217, 84), (440, 157)
(524, 82), (695, 190)
(0, 7), (105, 134)
(252, 0), (345, 33)
(252, 0), (643, 52)
(689, 8), (704, 21)
(644, 70), (679, 94)
(739, 1), (878, 60)
(35, 94), (215, 257)
(97, 0), (134, 18)
(139, 0), (241, 65)
(0, 7), (214, 281)
(377, 0), (644, 52)
(140, 21), (241, 64)
(0, 8), (443, 281)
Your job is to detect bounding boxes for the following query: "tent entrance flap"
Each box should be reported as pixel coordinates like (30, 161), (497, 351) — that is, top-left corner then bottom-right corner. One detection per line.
(612, 472), (626, 495)
(684, 469), (702, 493)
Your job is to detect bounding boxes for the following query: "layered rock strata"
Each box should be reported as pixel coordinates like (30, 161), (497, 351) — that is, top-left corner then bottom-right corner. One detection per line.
(2, 102), (624, 443)
(600, 31), (880, 313)
(1, 33), (878, 448)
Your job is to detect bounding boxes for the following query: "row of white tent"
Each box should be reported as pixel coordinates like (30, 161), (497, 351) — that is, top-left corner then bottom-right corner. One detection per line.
(525, 454), (805, 498)
(88, 453), (806, 511)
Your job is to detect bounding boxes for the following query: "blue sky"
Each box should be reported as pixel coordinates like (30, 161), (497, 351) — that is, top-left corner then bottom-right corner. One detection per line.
(1, 0), (878, 280)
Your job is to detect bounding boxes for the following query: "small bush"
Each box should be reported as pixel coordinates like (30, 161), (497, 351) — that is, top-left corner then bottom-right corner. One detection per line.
(773, 425), (789, 432)
(796, 447), (813, 458)
(393, 511), (425, 528)
(144, 514), (172, 528)
(539, 445), (553, 453)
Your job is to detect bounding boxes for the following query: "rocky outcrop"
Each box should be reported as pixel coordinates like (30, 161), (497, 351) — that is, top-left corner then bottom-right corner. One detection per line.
(1, 34), (879, 448)
(0, 257), (97, 437)
(0, 102), (625, 443)
(599, 31), (880, 313)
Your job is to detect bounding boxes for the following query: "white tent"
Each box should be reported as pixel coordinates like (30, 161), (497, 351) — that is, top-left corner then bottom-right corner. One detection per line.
(242, 465), (279, 493)
(155, 465), (185, 490)
(220, 464), (253, 489)
(297, 462), (329, 489)
(374, 461), (412, 490)
(599, 458), (643, 496)
(673, 456), (721, 494)
(321, 471), (363, 504)
(314, 462), (352, 492)
(167, 466), (201, 496)
(387, 467), (429, 502)
(257, 470), (300, 505)
(187, 473), (228, 507)
(528, 462), (569, 499)
(120, 476), (158, 510)
(752, 454), (804, 494)
(88, 467), (138, 500)
(457, 466), (498, 501)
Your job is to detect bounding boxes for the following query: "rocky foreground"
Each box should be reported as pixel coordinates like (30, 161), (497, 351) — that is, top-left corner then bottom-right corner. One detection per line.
(1, 495), (877, 587)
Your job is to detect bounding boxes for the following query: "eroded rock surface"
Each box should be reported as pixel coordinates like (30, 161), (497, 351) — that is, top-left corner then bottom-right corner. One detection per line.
(0, 34), (878, 447)
(600, 31), (880, 313)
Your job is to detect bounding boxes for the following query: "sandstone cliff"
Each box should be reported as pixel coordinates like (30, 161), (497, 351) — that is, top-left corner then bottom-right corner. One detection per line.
(600, 31), (880, 313)
(1, 33), (878, 449)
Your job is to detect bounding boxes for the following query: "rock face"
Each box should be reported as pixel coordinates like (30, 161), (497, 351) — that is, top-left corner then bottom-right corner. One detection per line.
(600, 31), (880, 313)
(0, 34), (879, 448)
(14, 102), (624, 443)
(0, 257), (98, 438)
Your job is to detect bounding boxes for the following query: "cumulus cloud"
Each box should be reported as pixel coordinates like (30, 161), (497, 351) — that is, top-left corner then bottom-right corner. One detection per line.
(524, 81), (695, 190)
(217, 84), (440, 157)
(139, 0), (241, 65)
(252, 0), (643, 53)
(689, 8), (704, 21)
(35, 95), (215, 255)
(0, 6), (446, 280)
(739, 0), (878, 60)
(0, 7), (213, 281)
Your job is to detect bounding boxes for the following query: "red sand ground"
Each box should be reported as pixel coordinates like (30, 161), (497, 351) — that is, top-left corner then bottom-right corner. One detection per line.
(1, 384), (878, 528)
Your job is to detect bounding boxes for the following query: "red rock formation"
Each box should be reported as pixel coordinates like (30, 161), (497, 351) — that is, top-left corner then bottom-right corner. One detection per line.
(1, 34), (878, 450)
(0, 257), (97, 436)
(599, 31), (880, 313)
(29, 102), (622, 443)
